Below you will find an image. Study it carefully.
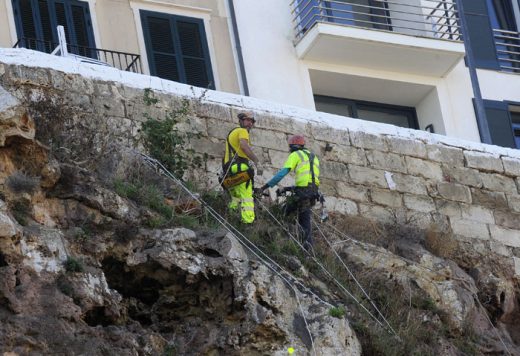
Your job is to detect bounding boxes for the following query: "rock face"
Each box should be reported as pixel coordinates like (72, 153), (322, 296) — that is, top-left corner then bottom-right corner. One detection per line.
(0, 119), (360, 354)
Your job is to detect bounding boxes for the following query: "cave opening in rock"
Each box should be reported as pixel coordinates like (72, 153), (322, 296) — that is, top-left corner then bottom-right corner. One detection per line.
(0, 252), (8, 267)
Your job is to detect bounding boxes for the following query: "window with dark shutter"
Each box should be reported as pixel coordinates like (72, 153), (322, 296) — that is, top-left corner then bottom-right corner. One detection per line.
(481, 100), (516, 148)
(141, 10), (215, 89)
(12, 0), (95, 56)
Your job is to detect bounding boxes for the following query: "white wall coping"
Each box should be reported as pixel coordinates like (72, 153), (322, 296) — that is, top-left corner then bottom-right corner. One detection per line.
(2, 47), (520, 160)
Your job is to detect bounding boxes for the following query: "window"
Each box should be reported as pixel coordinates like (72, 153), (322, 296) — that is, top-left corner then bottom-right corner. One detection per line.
(315, 95), (419, 129)
(511, 109), (520, 148)
(12, 0), (95, 56)
(486, 0), (520, 71)
(140, 11), (215, 89)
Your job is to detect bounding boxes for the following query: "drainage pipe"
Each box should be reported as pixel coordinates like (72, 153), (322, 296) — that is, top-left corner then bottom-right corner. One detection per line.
(227, 0), (249, 96)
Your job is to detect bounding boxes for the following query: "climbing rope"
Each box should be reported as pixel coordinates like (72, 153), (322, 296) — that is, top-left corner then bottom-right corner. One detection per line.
(311, 217), (398, 335)
(312, 211), (512, 355)
(137, 152), (319, 356)
(254, 197), (396, 336)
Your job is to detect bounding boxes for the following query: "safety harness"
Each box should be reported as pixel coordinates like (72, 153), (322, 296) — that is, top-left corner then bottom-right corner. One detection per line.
(220, 128), (254, 189)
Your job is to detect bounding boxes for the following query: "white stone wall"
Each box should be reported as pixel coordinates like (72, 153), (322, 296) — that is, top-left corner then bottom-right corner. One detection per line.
(1, 50), (520, 275)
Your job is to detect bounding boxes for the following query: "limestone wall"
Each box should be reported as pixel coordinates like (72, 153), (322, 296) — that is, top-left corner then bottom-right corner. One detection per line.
(1, 49), (520, 275)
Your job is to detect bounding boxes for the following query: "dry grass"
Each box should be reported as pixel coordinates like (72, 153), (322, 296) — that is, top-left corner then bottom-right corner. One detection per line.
(424, 227), (458, 259)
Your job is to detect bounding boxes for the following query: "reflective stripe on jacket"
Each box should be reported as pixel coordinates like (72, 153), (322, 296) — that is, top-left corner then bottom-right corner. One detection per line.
(283, 149), (320, 187)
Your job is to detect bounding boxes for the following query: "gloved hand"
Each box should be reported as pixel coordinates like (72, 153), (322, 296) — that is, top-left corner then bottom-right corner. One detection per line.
(253, 188), (264, 197)
(254, 184), (269, 197)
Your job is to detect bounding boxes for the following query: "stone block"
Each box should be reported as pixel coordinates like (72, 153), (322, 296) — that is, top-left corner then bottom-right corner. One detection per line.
(390, 173), (428, 195)
(490, 226), (520, 248)
(507, 194), (520, 213)
(406, 157), (443, 181)
(311, 124), (350, 145)
(406, 211), (434, 228)
(435, 199), (462, 218)
(327, 196), (358, 215)
(336, 182), (369, 202)
(191, 137), (223, 157)
(193, 100), (232, 121)
(441, 166), (482, 188)
(12, 65), (52, 87)
(403, 194), (435, 212)
(92, 98), (126, 118)
(450, 219), (490, 240)
(348, 165), (387, 188)
(471, 188), (508, 209)
(502, 157), (520, 177)
(206, 120), (236, 140)
(481, 173), (517, 194)
(350, 131), (387, 151)
(319, 180), (337, 196)
(460, 204), (495, 224)
(514, 257), (520, 276)
(490, 240), (512, 257)
(268, 149), (289, 168)
(426, 144), (464, 166)
(386, 137), (427, 158)
(437, 182), (472, 203)
(367, 151), (406, 173)
(321, 161), (349, 181)
(255, 112), (309, 134)
(323, 145), (367, 166)
(370, 189), (403, 207)
(251, 129), (288, 151)
(464, 151), (503, 173)
(359, 204), (395, 224)
(494, 211), (520, 230)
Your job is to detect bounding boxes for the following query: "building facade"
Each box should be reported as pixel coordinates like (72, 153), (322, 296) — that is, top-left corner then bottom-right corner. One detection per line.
(1, 0), (519, 148)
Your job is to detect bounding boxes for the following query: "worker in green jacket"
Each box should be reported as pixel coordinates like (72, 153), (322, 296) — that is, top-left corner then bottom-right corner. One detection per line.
(256, 135), (320, 249)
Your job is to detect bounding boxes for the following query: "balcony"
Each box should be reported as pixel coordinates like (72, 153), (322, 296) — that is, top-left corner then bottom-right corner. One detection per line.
(291, 0), (465, 77)
(14, 37), (142, 73)
(494, 29), (520, 74)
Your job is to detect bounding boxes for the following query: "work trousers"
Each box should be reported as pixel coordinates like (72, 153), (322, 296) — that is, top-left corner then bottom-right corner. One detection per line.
(284, 192), (315, 246)
(228, 163), (255, 224)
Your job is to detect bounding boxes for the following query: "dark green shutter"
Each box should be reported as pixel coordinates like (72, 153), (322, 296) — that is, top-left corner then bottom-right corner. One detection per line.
(141, 10), (214, 89)
(482, 100), (515, 148)
(13, 0), (95, 55)
(460, 0), (500, 70)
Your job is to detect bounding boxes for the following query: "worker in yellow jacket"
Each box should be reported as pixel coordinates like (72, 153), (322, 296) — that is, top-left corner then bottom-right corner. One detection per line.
(257, 135), (320, 249)
(222, 111), (261, 223)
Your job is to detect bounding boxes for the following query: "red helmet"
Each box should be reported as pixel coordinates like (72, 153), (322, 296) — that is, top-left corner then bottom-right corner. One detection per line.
(288, 135), (305, 146)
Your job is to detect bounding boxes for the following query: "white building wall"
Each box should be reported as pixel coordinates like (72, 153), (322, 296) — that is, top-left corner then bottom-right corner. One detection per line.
(232, 0), (315, 109)
(478, 69), (520, 103)
(230, 0), (491, 145)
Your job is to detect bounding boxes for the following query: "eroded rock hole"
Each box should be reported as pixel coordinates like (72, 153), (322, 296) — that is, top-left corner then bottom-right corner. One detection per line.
(101, 256), (240, 333)
(84, 306), (112, 327)
(0, 252), (8, 267)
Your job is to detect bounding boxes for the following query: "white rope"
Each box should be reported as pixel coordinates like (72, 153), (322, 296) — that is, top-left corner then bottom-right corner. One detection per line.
(315, 212), (512, 354)
(255, 197), (393, 334)
(137, 153), (318, 355)
(311, 216), (398, 335)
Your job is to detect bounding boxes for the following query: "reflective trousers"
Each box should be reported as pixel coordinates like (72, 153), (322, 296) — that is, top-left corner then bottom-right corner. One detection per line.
(228, 163), (255, 224)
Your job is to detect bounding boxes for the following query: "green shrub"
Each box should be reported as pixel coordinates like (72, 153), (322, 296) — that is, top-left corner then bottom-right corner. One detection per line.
(64, 257), (84, 273)
(140, 90), (204, 179)
(329, 306), (346, 319)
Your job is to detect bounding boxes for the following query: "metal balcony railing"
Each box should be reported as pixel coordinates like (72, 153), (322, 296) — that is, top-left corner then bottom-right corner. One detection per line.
(493, 29), (520, 73)
(292, 0), (462, 42)
(13, 37), (142, 74)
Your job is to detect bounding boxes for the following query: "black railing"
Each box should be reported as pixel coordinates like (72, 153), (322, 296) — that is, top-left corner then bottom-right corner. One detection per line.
(291, 0), (461, 42)
(13, 37), (142, 74)
(493, 29), (520, 73)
